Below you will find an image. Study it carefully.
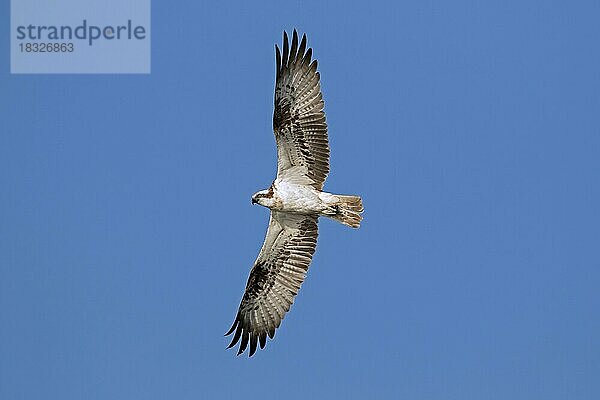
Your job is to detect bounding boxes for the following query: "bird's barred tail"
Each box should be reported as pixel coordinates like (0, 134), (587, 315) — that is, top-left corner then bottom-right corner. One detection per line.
(331, 195), (364, 228)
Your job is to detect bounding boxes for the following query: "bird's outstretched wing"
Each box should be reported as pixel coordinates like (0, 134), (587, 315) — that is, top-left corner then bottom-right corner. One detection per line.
(273, 30), (330, 190)
(225, 211), (319, 356)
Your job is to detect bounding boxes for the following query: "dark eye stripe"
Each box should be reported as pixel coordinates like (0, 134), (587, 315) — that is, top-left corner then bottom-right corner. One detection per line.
(256, 191), (274, 200)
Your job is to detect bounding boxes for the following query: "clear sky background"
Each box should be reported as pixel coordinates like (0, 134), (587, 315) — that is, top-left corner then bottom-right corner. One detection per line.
(1, 1), (599, 399)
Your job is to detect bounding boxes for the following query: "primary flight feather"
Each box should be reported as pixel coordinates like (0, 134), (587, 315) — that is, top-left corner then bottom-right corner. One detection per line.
(225, 30), (364, 356)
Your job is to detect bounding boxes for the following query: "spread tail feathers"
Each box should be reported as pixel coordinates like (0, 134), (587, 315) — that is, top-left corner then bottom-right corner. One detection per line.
(330, 195), (364, 228)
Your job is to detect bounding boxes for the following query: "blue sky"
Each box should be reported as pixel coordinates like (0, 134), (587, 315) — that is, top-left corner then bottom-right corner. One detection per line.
(1, 1), (599, 399)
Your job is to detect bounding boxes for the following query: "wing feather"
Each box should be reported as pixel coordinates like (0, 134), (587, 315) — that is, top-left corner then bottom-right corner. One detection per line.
(225, 212), (319, 356)
(273, 30), (330, 190)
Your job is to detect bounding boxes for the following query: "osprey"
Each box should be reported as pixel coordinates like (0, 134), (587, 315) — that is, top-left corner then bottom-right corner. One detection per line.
(225, 30), (364, 356)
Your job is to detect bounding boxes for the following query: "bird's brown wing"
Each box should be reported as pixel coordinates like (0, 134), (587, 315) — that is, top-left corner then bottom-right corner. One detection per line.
(225, 211), (319, 356)
(273, 30), (330, 190)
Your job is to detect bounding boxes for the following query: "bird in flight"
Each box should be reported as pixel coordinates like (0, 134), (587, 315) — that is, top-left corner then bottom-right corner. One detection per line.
(225, 30), (364, 356)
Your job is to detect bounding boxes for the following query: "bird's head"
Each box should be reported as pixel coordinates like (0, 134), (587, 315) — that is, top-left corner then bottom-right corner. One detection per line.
(251, 188), (275, 208)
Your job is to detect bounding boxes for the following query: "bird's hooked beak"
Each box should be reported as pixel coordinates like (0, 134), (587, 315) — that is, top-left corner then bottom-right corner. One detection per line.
(251, 198), (257, 205)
